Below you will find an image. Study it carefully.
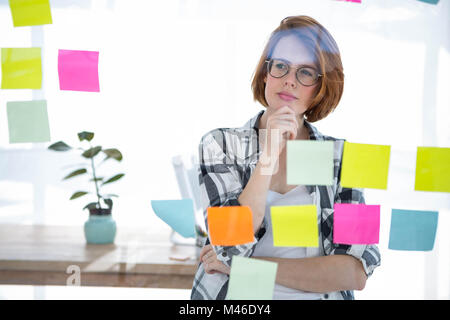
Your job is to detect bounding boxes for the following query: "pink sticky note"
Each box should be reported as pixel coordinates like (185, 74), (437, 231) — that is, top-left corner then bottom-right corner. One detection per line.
(58, 49), (100, 92)
(333, 203), (380, 244)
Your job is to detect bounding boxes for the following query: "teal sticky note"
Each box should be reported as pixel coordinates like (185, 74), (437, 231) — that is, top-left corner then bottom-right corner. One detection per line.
(7, 100), (51, 143)
(287, 140), (334, 186)
(417, 0), (439, 4)
(226, 256), (278, 300)
(151, 199), (196, 238)
(388, 209), (438, 251)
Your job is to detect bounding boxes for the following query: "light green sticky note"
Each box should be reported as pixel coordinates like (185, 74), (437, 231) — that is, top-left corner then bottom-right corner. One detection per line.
(9, 0), (53, 27)
(415, 147), (450, 193)
(271, 205), (319, 247)
(287, 140), (334, 186)
(340, 142), (391, 189)
(7, 100), (51, 143)
(1, 47), (42, 89)
(226, 256), (278, 300)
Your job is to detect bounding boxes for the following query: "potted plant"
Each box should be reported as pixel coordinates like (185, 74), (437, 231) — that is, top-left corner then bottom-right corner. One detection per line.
(48, 131), (125, 244)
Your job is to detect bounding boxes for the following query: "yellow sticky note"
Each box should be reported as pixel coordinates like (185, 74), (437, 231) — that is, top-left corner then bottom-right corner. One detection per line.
(1, 48), (42, 89)
(9, 0), (52, 27)
(415, 147), (450, 193)
(271, 205), (318, 247)
(340, 142), (391, 189)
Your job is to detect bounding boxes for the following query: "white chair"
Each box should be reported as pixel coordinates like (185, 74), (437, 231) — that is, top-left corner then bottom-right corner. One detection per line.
(171, 154), (206, 246)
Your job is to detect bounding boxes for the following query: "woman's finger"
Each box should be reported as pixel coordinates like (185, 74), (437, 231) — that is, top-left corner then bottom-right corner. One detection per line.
(204, 256), (217, 265)
(204, 262), (216, 274)
(201, 250), (214, 263)
(199, 244), (212, 261)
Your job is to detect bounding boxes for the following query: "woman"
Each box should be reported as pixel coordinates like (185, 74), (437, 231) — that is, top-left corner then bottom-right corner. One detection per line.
(191, 15), (381, 300)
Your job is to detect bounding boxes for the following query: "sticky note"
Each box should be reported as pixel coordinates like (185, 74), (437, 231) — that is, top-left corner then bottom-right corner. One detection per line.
(207, 206), (254, 246)
(333, 203), (380, 245)
(226, 256), (277, 300)
(271, 205), (319, 247)
(151, 199), (196, 238)
(9, 0), (52, 27)
(7, 100), (51, 143)
(58, 49), (100, 92)
(340, 142), (391, 190)
(388, 209), (438, 251)
(417, 0), (439, 4)
(287, 140), (334, 186)
(1, 47), (42, 89)
(414, 147), (450, 193)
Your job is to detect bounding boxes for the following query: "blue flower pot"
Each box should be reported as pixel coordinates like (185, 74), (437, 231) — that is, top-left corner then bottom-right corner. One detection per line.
(84, 213), (116, 244)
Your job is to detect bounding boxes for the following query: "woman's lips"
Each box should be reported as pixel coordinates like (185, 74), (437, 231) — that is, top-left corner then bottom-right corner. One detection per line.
(278, 92), (297, 102)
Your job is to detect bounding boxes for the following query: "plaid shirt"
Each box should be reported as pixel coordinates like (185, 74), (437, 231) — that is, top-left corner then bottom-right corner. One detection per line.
(191, 110), (381, 300)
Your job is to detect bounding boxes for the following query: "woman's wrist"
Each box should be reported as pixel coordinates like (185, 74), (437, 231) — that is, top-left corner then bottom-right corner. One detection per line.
(258, 150), (279, 176)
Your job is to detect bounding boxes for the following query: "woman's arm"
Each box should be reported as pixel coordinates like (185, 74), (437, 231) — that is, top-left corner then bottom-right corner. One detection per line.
(254, 254), (367, 293)
(238, 151), (275, 234)
(200, 246), (366, 292)
(239, 106), (298, 234)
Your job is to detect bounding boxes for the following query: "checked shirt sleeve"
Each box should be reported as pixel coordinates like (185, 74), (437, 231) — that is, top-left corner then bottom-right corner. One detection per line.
(332, 185), (381, 278)
(198, 130), (258, 266)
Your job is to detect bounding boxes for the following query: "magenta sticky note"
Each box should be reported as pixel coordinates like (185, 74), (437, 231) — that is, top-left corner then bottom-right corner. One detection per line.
(58, 49), (99, 92)
(333, 203), (380, 245)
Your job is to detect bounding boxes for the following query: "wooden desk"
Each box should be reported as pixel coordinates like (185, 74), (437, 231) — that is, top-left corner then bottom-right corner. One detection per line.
(0, 224), (198, 289)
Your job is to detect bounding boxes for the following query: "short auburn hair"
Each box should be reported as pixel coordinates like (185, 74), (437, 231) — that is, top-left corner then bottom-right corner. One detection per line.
(251, 16), (344, 122)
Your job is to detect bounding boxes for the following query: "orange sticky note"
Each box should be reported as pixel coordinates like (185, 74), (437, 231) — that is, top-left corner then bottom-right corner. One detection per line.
(207, 206), (254, 246)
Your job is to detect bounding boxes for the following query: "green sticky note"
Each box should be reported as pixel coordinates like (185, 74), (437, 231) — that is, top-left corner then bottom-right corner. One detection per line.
(226, 256), (278, 300)
(415, 147), (450, 193)
(287, 140), (334, 186)
(9, 0), (53, 27)
(271, 205), (319, 247)
(1, 48), (42, 89)
(340, 142), (391, 189)
(7, 100), (51, 143)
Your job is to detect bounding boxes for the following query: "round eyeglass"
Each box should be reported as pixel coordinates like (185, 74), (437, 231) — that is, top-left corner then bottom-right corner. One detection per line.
(265, 59), (322, 87)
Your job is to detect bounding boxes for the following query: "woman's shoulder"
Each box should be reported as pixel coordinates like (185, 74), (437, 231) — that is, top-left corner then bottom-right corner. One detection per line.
(305, 121), (346, 161)
(305, 121), (345, 142)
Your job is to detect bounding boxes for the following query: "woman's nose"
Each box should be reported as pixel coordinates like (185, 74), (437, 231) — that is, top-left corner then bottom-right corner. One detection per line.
(284, 70), (297, 88)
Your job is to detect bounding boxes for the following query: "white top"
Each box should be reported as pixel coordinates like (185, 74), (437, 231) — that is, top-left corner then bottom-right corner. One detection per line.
(252, 185), (322, 300)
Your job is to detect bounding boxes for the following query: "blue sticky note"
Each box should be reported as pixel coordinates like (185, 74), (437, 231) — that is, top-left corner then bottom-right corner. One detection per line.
(417, 0), (439, 4)
(388, 209), (438, 251)
(151, 199), (196, 238)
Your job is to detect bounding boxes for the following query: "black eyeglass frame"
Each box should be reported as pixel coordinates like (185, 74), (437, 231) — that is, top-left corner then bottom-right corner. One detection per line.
(265, 59), (323, 87)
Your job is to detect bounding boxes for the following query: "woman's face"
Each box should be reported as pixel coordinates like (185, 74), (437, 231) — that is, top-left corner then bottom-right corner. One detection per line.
(264, 34), (319, 117)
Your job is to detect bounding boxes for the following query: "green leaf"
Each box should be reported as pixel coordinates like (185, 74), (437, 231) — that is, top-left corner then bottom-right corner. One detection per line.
(102, 148), (123, 161)
(70, 191), (89, 200)
(78, 131), (94, 142)
(101, 173), (125, 186)
(90, 177), (104, 182)
(63, 168), (87, 180)
(83, 202), (98, 211)
(103, 198), (113, 210)
(48, 141), (72, 152)
(82, 146), (102, 158)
